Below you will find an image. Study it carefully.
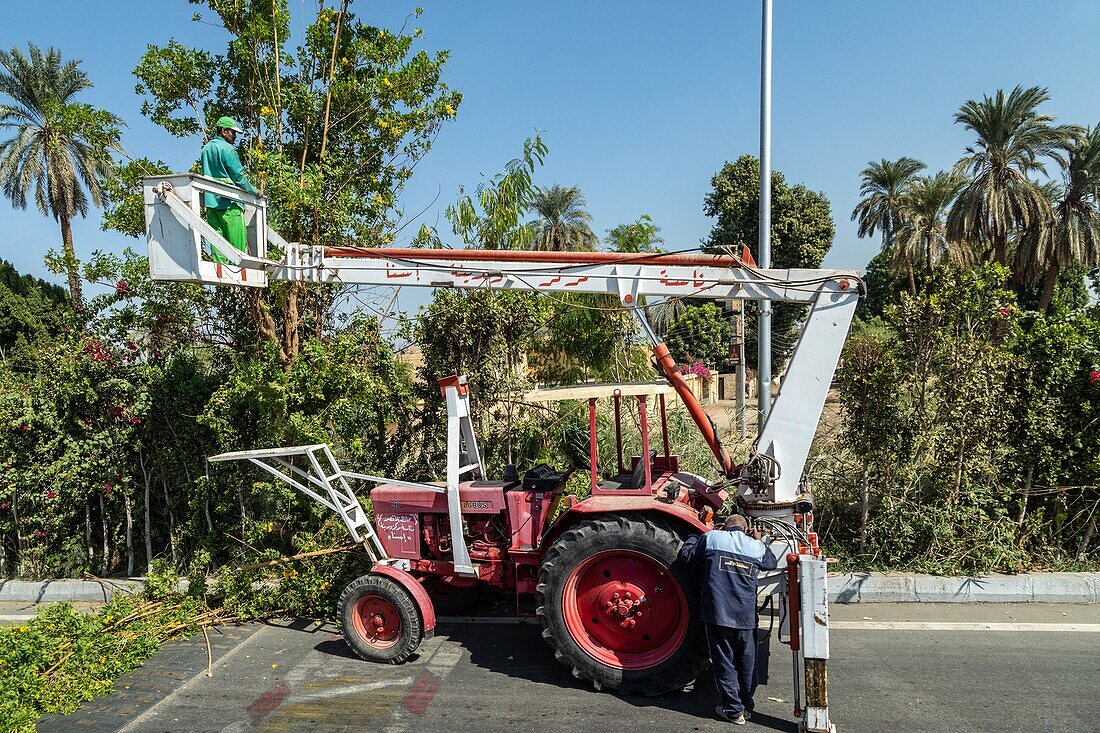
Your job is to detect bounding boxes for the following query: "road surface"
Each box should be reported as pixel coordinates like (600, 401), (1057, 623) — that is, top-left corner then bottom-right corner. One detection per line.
(38, 603), (1100, 733)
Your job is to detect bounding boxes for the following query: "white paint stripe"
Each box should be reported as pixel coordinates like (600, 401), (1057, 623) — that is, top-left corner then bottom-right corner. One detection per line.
(829, 621), (1100, 632)
(293, 677), (414, 702)
(119, 624), (273, 733)
(0, 614), (34, 622)
(439, 615), (1100, 633)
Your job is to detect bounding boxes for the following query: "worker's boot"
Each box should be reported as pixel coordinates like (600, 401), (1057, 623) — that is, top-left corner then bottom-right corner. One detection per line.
(714, 706), (747, 725)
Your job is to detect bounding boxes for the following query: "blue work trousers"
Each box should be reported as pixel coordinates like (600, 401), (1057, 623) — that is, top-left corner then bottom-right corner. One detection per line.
(707, 622), (757, 718)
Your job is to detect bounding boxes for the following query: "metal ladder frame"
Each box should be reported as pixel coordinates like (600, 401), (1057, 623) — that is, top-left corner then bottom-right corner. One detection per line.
(207, 376), (482, 576)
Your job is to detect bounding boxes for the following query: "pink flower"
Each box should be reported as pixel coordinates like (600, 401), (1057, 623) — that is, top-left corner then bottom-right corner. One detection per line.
(18, 423), (30, 431)
(0, 501), (10, 510)
(115, 280), (130, 296)
(129, 417), (142, 425)
(996, 307), (1010, 317)
(45, 491), (57, 500)
(34, 530), (47, 539)
(126, 342), (138, 351)
(1090, 371), (1100, 386)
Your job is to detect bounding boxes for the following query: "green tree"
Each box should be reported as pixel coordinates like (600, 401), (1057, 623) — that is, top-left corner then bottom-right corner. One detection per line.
(606, 214), (663, 253)
(426, 135), (547, 250)
(130, 2), (461, 359)
(664, 303), (728, 369)
(857, 249), (904, 320)
(0, 44), (122, 312)
(892, 171), (971, 292)
(704, 155), (834, 371)
(851, 157), (925, 252)
(1015, 125), (1100, 312)
(526, 184), (597, 252)
(0, 259), (69, 366)
(947, 86), (1070, 267)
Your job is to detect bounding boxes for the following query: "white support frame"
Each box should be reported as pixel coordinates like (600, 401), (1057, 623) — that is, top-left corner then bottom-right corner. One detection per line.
(206, 380), (483, 578)
(797, 554), (834, 733)
(208, 444), (389, 561)
(444, 380), (483, 576)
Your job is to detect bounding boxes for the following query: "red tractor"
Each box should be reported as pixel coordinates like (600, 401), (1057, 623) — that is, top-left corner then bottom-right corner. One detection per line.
(367, 378), (724, 695)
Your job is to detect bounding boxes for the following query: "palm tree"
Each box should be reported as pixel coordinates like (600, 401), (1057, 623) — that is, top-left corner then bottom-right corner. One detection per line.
(947, 86), (1071, 267)
(526, 184), (597, 252)
(0, 44), (121, 312)
(892, 171), (971, 292)
(851, 157), (925, 251)
(1014, 126), (1100, 311)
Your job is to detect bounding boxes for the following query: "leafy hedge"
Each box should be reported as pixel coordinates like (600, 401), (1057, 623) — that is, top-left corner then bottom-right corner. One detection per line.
(818, 263), (1100, 572)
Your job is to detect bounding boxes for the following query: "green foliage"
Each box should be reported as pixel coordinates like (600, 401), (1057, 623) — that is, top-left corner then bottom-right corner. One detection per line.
(606, 214), (663, 253)
(857, 250), (903, 319)
(0, 595), (208, 732)
(0, 43), (123, 311)
(823, 263), (1099, 572)
(421, 134), (547, 249)
(0, 250), (416, 579)
(526, 184), (598, 252)
(704, 155), (834, 371)
(101, 159), (172, 238)
(0, 260), (70, 367)
(664, 303), (728, 369)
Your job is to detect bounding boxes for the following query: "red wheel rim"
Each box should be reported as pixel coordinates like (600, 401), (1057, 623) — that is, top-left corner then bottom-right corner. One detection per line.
(561, 549), (688, 670)
(351, 594), (402, 649)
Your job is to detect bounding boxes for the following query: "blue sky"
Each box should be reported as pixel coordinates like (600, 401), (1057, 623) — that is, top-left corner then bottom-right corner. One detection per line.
(2, 0), (1099, 306)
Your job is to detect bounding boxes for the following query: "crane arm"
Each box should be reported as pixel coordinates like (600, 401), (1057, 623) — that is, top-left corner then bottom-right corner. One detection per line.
(142, 174), (860, 506)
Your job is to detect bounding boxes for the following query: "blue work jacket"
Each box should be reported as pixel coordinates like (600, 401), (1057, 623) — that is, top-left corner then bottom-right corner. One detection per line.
(678, 528), (778, 629)
(200, 136), (258, 210)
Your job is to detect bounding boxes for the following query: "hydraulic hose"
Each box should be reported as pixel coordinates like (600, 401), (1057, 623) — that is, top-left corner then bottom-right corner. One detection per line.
(652, 343), (736, 477)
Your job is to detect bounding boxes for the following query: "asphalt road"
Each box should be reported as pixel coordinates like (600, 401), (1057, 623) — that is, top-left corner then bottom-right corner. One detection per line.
(40, 604), (1100, 733)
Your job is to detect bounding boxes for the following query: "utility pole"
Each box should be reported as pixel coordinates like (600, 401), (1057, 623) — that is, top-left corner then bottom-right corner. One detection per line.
(757, 0), (773, 431)
(737, 303), (747, 437)
(728, 300), (747, 438)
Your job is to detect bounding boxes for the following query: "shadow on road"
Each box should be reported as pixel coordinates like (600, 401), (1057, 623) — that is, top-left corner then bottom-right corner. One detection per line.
(436, 620), (797, 732)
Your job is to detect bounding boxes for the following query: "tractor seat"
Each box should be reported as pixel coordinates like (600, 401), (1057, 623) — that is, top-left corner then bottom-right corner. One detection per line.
(598, 451), (656, 490)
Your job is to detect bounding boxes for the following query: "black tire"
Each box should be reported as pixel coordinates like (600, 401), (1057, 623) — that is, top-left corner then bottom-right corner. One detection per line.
(535, 514), (707, 695)
(339, 573), (423, 664)
(422, 576), (480, 615)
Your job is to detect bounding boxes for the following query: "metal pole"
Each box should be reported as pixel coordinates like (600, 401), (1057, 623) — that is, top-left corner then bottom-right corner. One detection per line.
(757, 0), (773, 431)
(737, 303), (746, 437)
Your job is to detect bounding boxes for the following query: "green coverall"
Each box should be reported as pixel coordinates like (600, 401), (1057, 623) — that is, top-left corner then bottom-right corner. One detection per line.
(200, 136), (259, 263)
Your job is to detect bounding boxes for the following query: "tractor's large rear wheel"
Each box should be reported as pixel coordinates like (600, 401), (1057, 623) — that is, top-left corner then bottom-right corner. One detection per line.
(536, 515), (706, 695)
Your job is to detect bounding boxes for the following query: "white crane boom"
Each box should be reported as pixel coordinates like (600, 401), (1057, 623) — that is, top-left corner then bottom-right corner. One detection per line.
(143, 174), (860, 509)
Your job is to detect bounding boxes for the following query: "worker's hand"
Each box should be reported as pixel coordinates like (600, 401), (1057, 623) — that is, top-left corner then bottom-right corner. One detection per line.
(751, 528), (763, 541)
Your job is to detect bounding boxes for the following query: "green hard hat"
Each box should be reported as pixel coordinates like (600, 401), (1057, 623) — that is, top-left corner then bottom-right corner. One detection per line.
(214, 116), (244, 133)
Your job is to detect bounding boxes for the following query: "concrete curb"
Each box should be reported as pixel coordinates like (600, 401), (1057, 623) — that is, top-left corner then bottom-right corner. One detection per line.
(829, 572), (1098, 603)
(0, 578), (188, 603)
(1, 573), (1096, 604)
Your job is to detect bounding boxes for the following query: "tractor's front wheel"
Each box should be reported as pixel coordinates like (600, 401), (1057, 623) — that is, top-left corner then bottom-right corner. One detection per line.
(536, 515), (706, 695)
(339, 573), (423, 664)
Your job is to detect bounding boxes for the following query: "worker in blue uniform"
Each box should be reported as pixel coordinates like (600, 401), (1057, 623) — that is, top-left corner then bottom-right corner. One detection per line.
(678, 514), (777, 725)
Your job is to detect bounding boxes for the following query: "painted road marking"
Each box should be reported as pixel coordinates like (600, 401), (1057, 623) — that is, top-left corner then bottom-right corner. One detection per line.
(828, 621), (1100, 632)
(384, 636), (465, 733)
(118, 624), (274, 733)
(439, 616), (1100, 632)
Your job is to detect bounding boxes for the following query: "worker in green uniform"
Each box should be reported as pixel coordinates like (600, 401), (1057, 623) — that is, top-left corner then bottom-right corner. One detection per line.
(201, 116), (259, 263)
